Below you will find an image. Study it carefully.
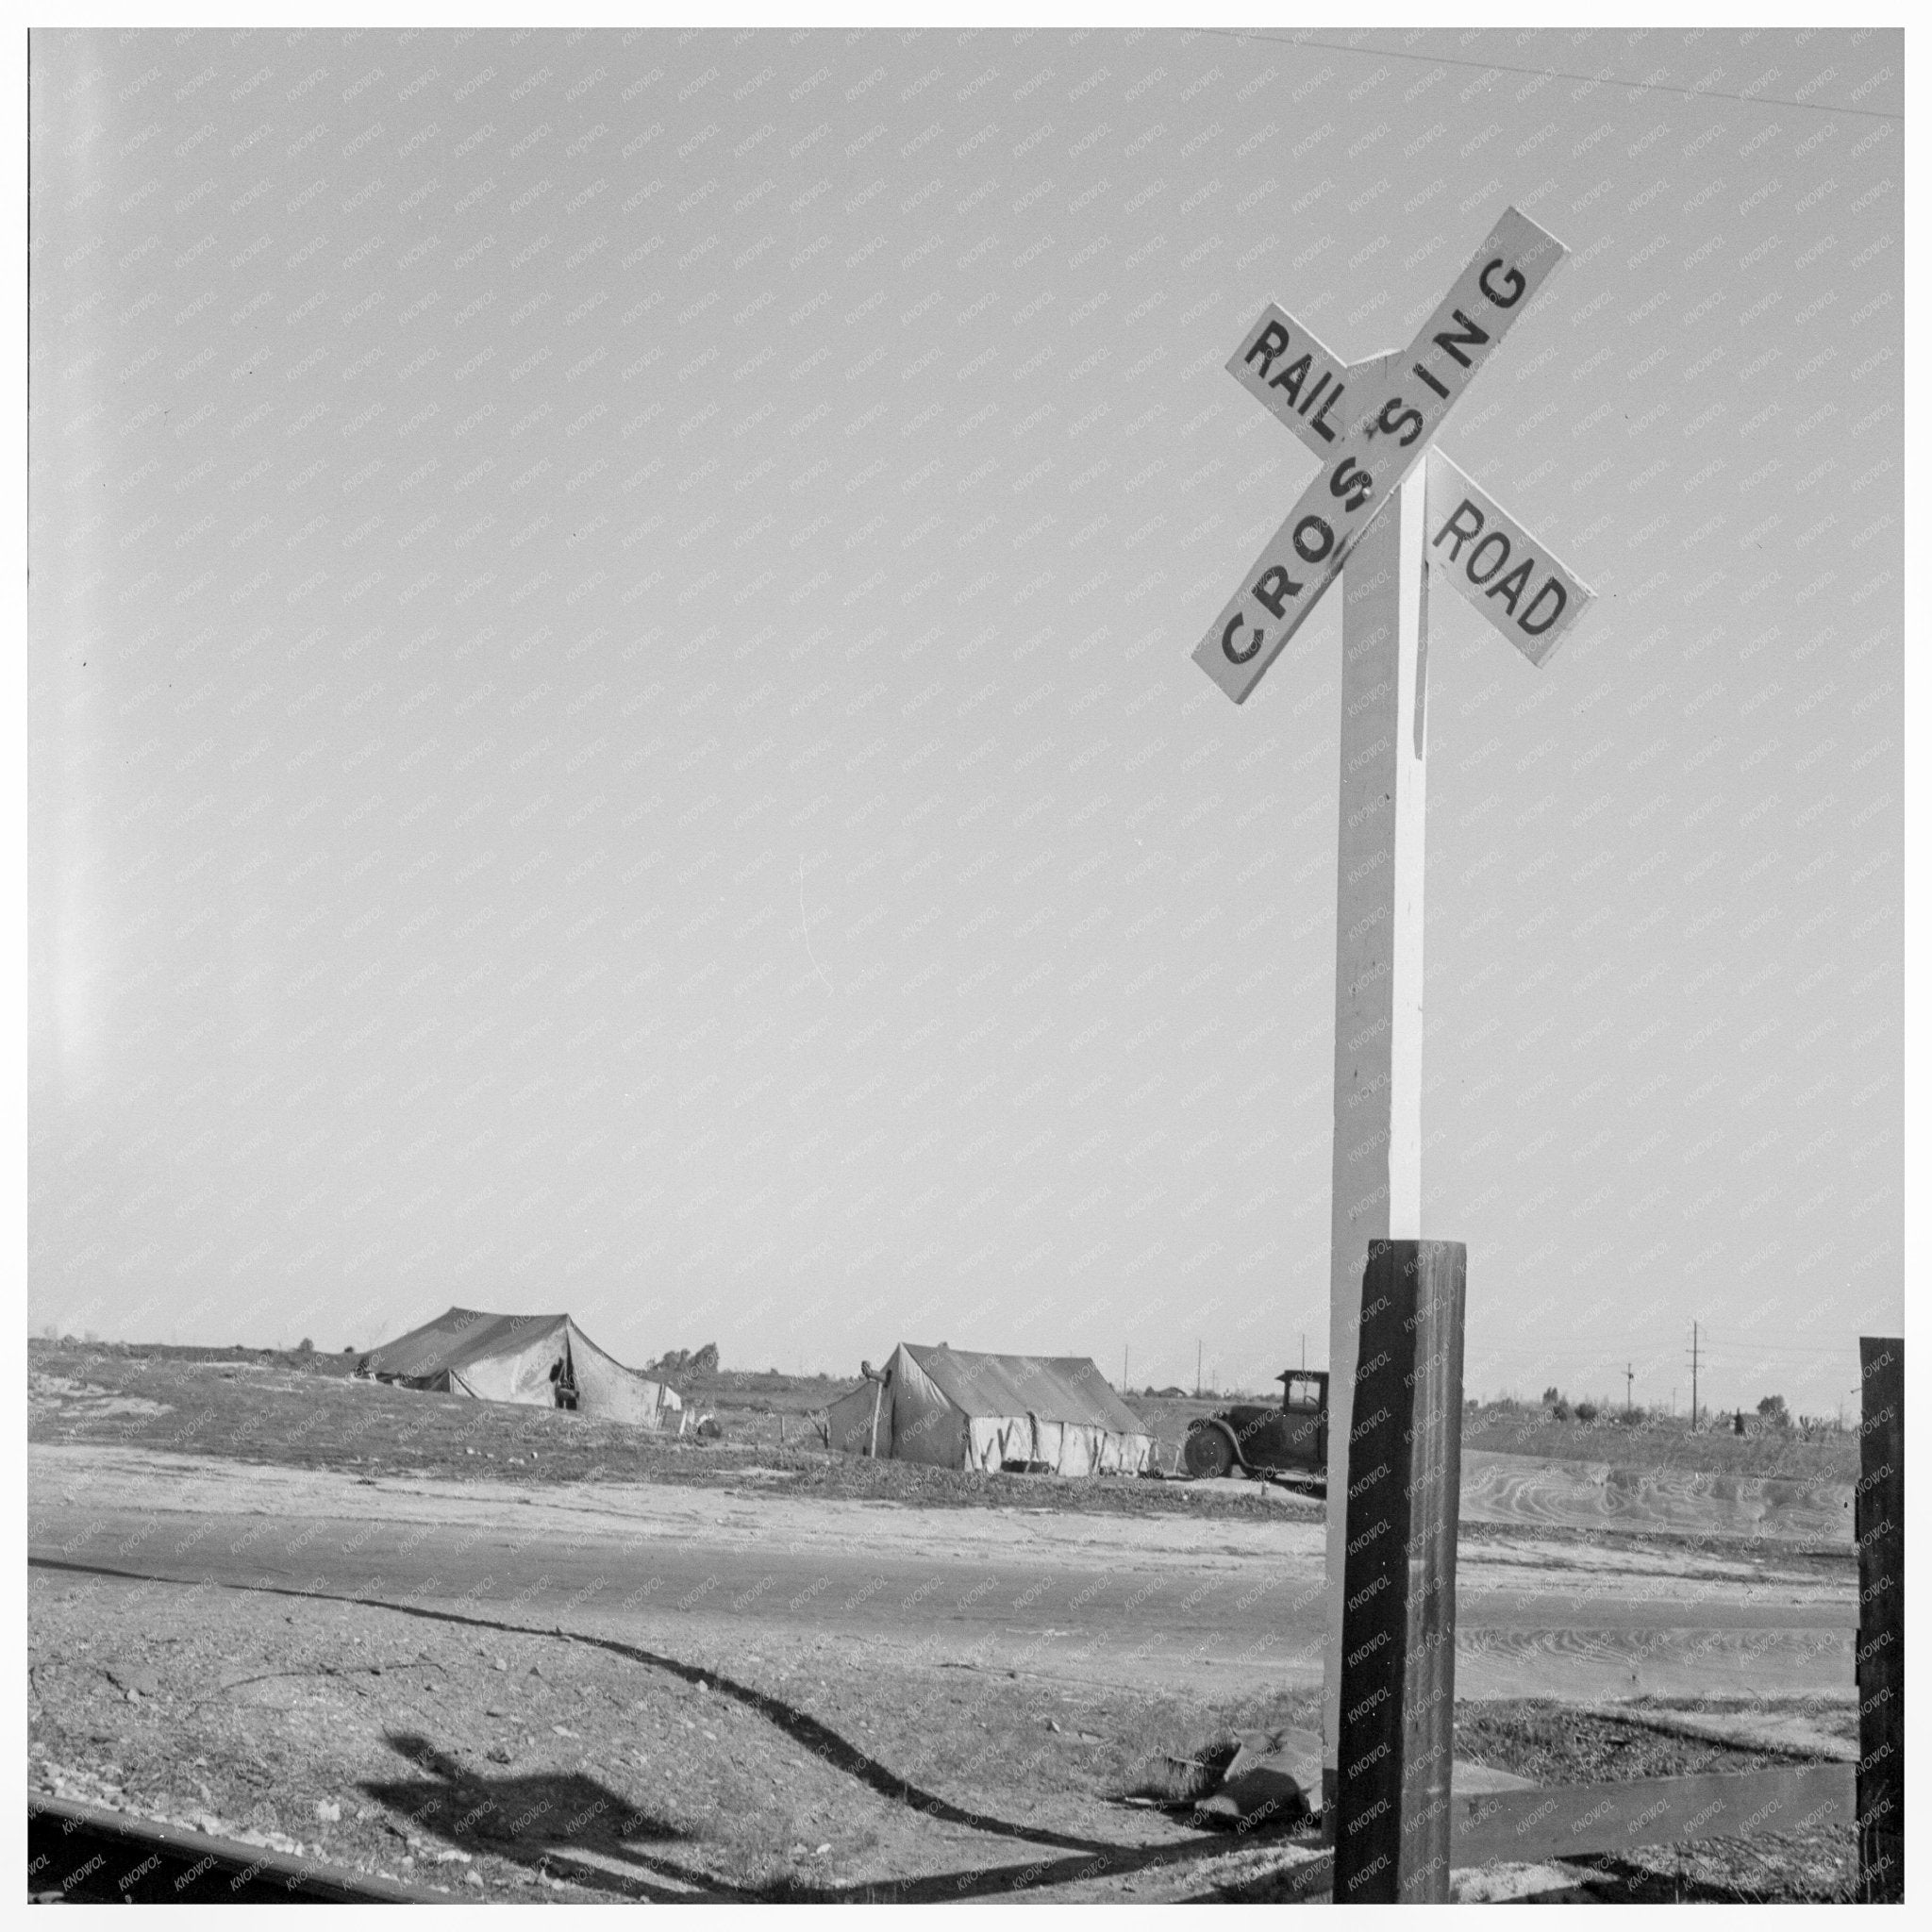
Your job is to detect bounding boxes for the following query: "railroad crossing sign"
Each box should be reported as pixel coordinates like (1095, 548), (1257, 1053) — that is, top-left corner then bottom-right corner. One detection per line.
(1188, 206), (1595, 1798)
(1194, 206), (1590, 702)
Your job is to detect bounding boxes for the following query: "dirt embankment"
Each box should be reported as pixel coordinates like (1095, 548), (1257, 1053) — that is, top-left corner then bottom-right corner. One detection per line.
(1460, 1409), (1858, 1485)
(1459, 1450), (1853, 1544)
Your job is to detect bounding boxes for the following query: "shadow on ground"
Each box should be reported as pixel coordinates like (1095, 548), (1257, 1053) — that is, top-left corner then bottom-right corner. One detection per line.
(360, 1719), (1321, 1903)
(37, 1556), (1318, 1903)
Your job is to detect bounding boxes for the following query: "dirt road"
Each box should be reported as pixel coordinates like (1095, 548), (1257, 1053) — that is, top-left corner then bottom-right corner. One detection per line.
(30, 1444), (1855, 1705)
(28, 1442), (1860, 1902)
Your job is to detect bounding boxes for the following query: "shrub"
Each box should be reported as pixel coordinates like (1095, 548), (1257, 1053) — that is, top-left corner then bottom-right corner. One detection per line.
(1550, 1397), (1572, 1422)
(1574, 1401), (1599, 1423)
(648, 1341), (721, 1379)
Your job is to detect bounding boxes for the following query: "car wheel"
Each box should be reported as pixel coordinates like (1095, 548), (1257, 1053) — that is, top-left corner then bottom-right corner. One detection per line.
(1183, 1426), (1234, 1479)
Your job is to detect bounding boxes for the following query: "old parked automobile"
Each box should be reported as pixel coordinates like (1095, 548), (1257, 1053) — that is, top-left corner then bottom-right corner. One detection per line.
(1183, 1370), (1328, 1487)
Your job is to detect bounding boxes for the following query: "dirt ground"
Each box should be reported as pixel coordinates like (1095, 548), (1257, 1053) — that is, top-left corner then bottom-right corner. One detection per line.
(26, 1559), (1857, 1903)
(26, 1341), (1319, 1524)
(31, 1559), (1291, 1901)
(26, 1342), (1862, 1902)
(28, 1341), (1856, 1541)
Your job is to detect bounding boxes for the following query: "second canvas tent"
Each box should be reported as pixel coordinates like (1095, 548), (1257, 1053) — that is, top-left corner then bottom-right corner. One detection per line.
(826, 1342), (1152, 1475)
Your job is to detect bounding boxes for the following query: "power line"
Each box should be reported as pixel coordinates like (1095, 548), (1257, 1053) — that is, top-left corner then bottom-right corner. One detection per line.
(1202, 27), (1905, 123)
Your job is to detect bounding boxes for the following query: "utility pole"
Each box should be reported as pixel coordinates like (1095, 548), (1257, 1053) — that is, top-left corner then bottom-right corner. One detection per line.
(1300, 1329), (1307, 1371)
(1196, 1340), (1203, 1399)
(1625, 1362), (1634, 1418)
(1124, 1344), (1129, 1392)
(1689, 1322), (1700, 1433)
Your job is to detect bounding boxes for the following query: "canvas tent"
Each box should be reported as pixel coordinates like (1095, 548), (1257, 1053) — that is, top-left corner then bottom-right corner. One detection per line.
(357, 1307), (683, 1429)
(825, 1343), (1153, 1475)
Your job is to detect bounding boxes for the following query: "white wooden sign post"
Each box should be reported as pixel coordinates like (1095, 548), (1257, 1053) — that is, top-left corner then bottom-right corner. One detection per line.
(1189, 207), (1594, 1807)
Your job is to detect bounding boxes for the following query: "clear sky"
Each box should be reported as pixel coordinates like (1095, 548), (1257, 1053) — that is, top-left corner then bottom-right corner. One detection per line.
(29, 26), (1903, 1418)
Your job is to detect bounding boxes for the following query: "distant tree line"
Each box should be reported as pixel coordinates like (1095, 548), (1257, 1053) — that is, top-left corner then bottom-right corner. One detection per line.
(646, 1342), (719, 1380)
(1522, 1385), (1836, 1435)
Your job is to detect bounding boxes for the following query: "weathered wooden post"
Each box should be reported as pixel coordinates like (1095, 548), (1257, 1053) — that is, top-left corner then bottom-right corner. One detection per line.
(1331, 1240), (1466, 1903)
(1190, 208), (1593, 1806)
(1855, 1335), (1903, 1901)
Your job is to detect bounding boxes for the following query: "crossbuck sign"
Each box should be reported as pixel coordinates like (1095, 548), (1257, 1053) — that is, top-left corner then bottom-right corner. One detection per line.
(1189, 206), (1595, 1794)
(1195, 206), (1591, 700)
